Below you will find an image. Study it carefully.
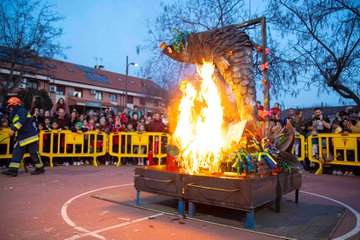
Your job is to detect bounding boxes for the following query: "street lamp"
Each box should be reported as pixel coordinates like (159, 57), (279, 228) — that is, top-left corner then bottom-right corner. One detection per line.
(124, 55), (139, 107)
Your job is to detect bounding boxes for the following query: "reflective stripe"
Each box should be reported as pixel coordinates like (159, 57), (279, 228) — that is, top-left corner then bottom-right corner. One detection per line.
(13, 115), (19, 123)
(14, 123), (22, 129)
(33, 151), (43, 168)
(9, 163), (20, 168)
(35, 163), (44, 168)
(19, 135), (39, 146)
(27, 113), (31, 118)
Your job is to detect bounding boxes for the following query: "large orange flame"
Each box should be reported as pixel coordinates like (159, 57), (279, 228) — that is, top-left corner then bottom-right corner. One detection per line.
(172, 62), (246, 174)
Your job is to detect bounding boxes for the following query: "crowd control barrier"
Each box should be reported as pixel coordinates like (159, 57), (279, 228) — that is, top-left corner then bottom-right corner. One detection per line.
(0, 128), (12, 160)
(292, 134), (306, 161)
(2, 128), (359, 175)
(306, 133), (360, 175)
(39, 130), (108, 167)
(0, 128), (31, 168)
(108, 132), (169, 166)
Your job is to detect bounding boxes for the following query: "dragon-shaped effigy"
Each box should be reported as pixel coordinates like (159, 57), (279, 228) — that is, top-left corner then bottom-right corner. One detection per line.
(161, 25), (305, 176)
(162, 25), (256, 122)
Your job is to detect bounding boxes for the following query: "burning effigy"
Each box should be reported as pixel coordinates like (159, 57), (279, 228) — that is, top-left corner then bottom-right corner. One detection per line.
(160, 25), (304, 176)
(134, 25), (303, 228)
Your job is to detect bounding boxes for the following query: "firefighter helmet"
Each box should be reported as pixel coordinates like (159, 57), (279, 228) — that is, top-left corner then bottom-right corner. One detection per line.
(7, 97), (22, 106)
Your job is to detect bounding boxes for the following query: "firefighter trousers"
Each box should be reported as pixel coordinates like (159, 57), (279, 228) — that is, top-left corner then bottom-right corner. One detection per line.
(8, 140), (43, 171)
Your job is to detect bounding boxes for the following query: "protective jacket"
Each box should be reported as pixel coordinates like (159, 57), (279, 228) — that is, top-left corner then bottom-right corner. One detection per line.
(10, 106), (39, 146)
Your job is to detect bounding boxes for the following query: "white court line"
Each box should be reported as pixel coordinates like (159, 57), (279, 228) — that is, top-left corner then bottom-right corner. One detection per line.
(301, 191), (360, 240)
(62, 184), (359, 240)
(61, 183), (133, 240)
(66, 213), (164, 240)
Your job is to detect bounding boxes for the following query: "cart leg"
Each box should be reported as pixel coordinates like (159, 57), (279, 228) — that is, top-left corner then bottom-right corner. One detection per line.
(188, 201), (195, 217)
(136, 190), (140, 205)
(246, 210), (254, 229)
(275, 197), (281, 212)
(295, 189), (299, 204)
(178, 199), (184, 216)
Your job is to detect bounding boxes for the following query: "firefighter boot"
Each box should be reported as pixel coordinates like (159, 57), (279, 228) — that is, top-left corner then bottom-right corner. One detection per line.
(31, 167), (45, 175)
(2, 168), (18, 177)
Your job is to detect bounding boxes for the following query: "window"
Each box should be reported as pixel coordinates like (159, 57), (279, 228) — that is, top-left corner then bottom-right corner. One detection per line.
(95, 91), (103, 100)
(72, 88), (83, 98)
(110, 93), (117, 102)
(56, 85), (65, 95)
(48, 64), (56, 69)
(2, 81), (14, 88)
(127, 95), (133, 104)
(140, 97), (145, 105)
(28, 80), (38, 90)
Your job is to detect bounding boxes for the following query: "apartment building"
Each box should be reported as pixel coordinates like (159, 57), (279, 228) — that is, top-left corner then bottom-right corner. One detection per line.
(0, 46), (166, 114)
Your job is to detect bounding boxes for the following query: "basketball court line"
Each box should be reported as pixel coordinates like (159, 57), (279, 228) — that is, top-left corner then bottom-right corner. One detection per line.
(61, 184), (133, 240)
(301, 191), (360, 240)
(61, 184), (360, 240)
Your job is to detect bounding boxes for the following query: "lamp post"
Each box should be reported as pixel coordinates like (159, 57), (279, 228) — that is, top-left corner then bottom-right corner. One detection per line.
(124, 55), (139, 108)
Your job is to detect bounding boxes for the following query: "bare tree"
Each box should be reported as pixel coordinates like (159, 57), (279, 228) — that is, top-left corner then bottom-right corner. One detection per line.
(266, 0), (360, 106)
(141, 0), (256, 93)
(0, 0), (65, 104)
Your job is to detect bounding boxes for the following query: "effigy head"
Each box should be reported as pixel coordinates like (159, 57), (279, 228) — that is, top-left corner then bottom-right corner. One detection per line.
(160, 30), (196, 64)
(161, 42), (191, 63)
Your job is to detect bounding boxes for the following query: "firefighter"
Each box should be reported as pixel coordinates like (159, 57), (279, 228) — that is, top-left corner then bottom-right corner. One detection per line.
(1, 97), (45, 177)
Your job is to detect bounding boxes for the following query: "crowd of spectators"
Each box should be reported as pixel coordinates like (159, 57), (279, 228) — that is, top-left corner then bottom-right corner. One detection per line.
(1, 97), (168, 167)
(256, 101), (360, 176)
(1, 97), (359, 173)
(17, 98), (166, 134)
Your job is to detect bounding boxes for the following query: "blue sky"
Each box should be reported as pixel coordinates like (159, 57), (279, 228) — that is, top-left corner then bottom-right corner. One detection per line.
(50, 0), (350, 109)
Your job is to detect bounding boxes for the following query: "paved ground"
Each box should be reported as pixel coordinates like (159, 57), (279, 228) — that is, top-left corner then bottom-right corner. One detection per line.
(0, 165), (359, 240)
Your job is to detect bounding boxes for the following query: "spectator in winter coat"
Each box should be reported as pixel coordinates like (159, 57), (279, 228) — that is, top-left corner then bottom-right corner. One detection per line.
(147, 113), (166, 132)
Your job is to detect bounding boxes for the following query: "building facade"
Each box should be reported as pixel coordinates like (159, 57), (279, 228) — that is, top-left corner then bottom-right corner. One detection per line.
(0, 47), (166, 114)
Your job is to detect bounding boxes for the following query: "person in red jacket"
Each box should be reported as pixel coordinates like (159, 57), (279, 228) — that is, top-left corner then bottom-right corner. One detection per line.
(147, 113), (166, 132)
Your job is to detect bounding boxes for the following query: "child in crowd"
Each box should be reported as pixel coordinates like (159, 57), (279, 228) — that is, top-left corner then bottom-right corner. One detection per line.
(332, 119), (343, 133)
(70, 122), (88, 166)
(275, 119), (282, 128)
(270, 102), (281, 120)
(94, 124), (104, 165)
(110, 120), (125, 165)
(306, 125), (318, 171)
(124, 123), (135, 165)
(136, 124), (147, 166)
(99, 116), (111, 134)
(1, 118), (9, 128)
(50, 120), (69, 166)
(306, 125), (319, 157)
(318, 147), (334, 174)
(87, 118), (95, 131)
(37, 122), (50, 166)
(44, 117), (52, 130)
